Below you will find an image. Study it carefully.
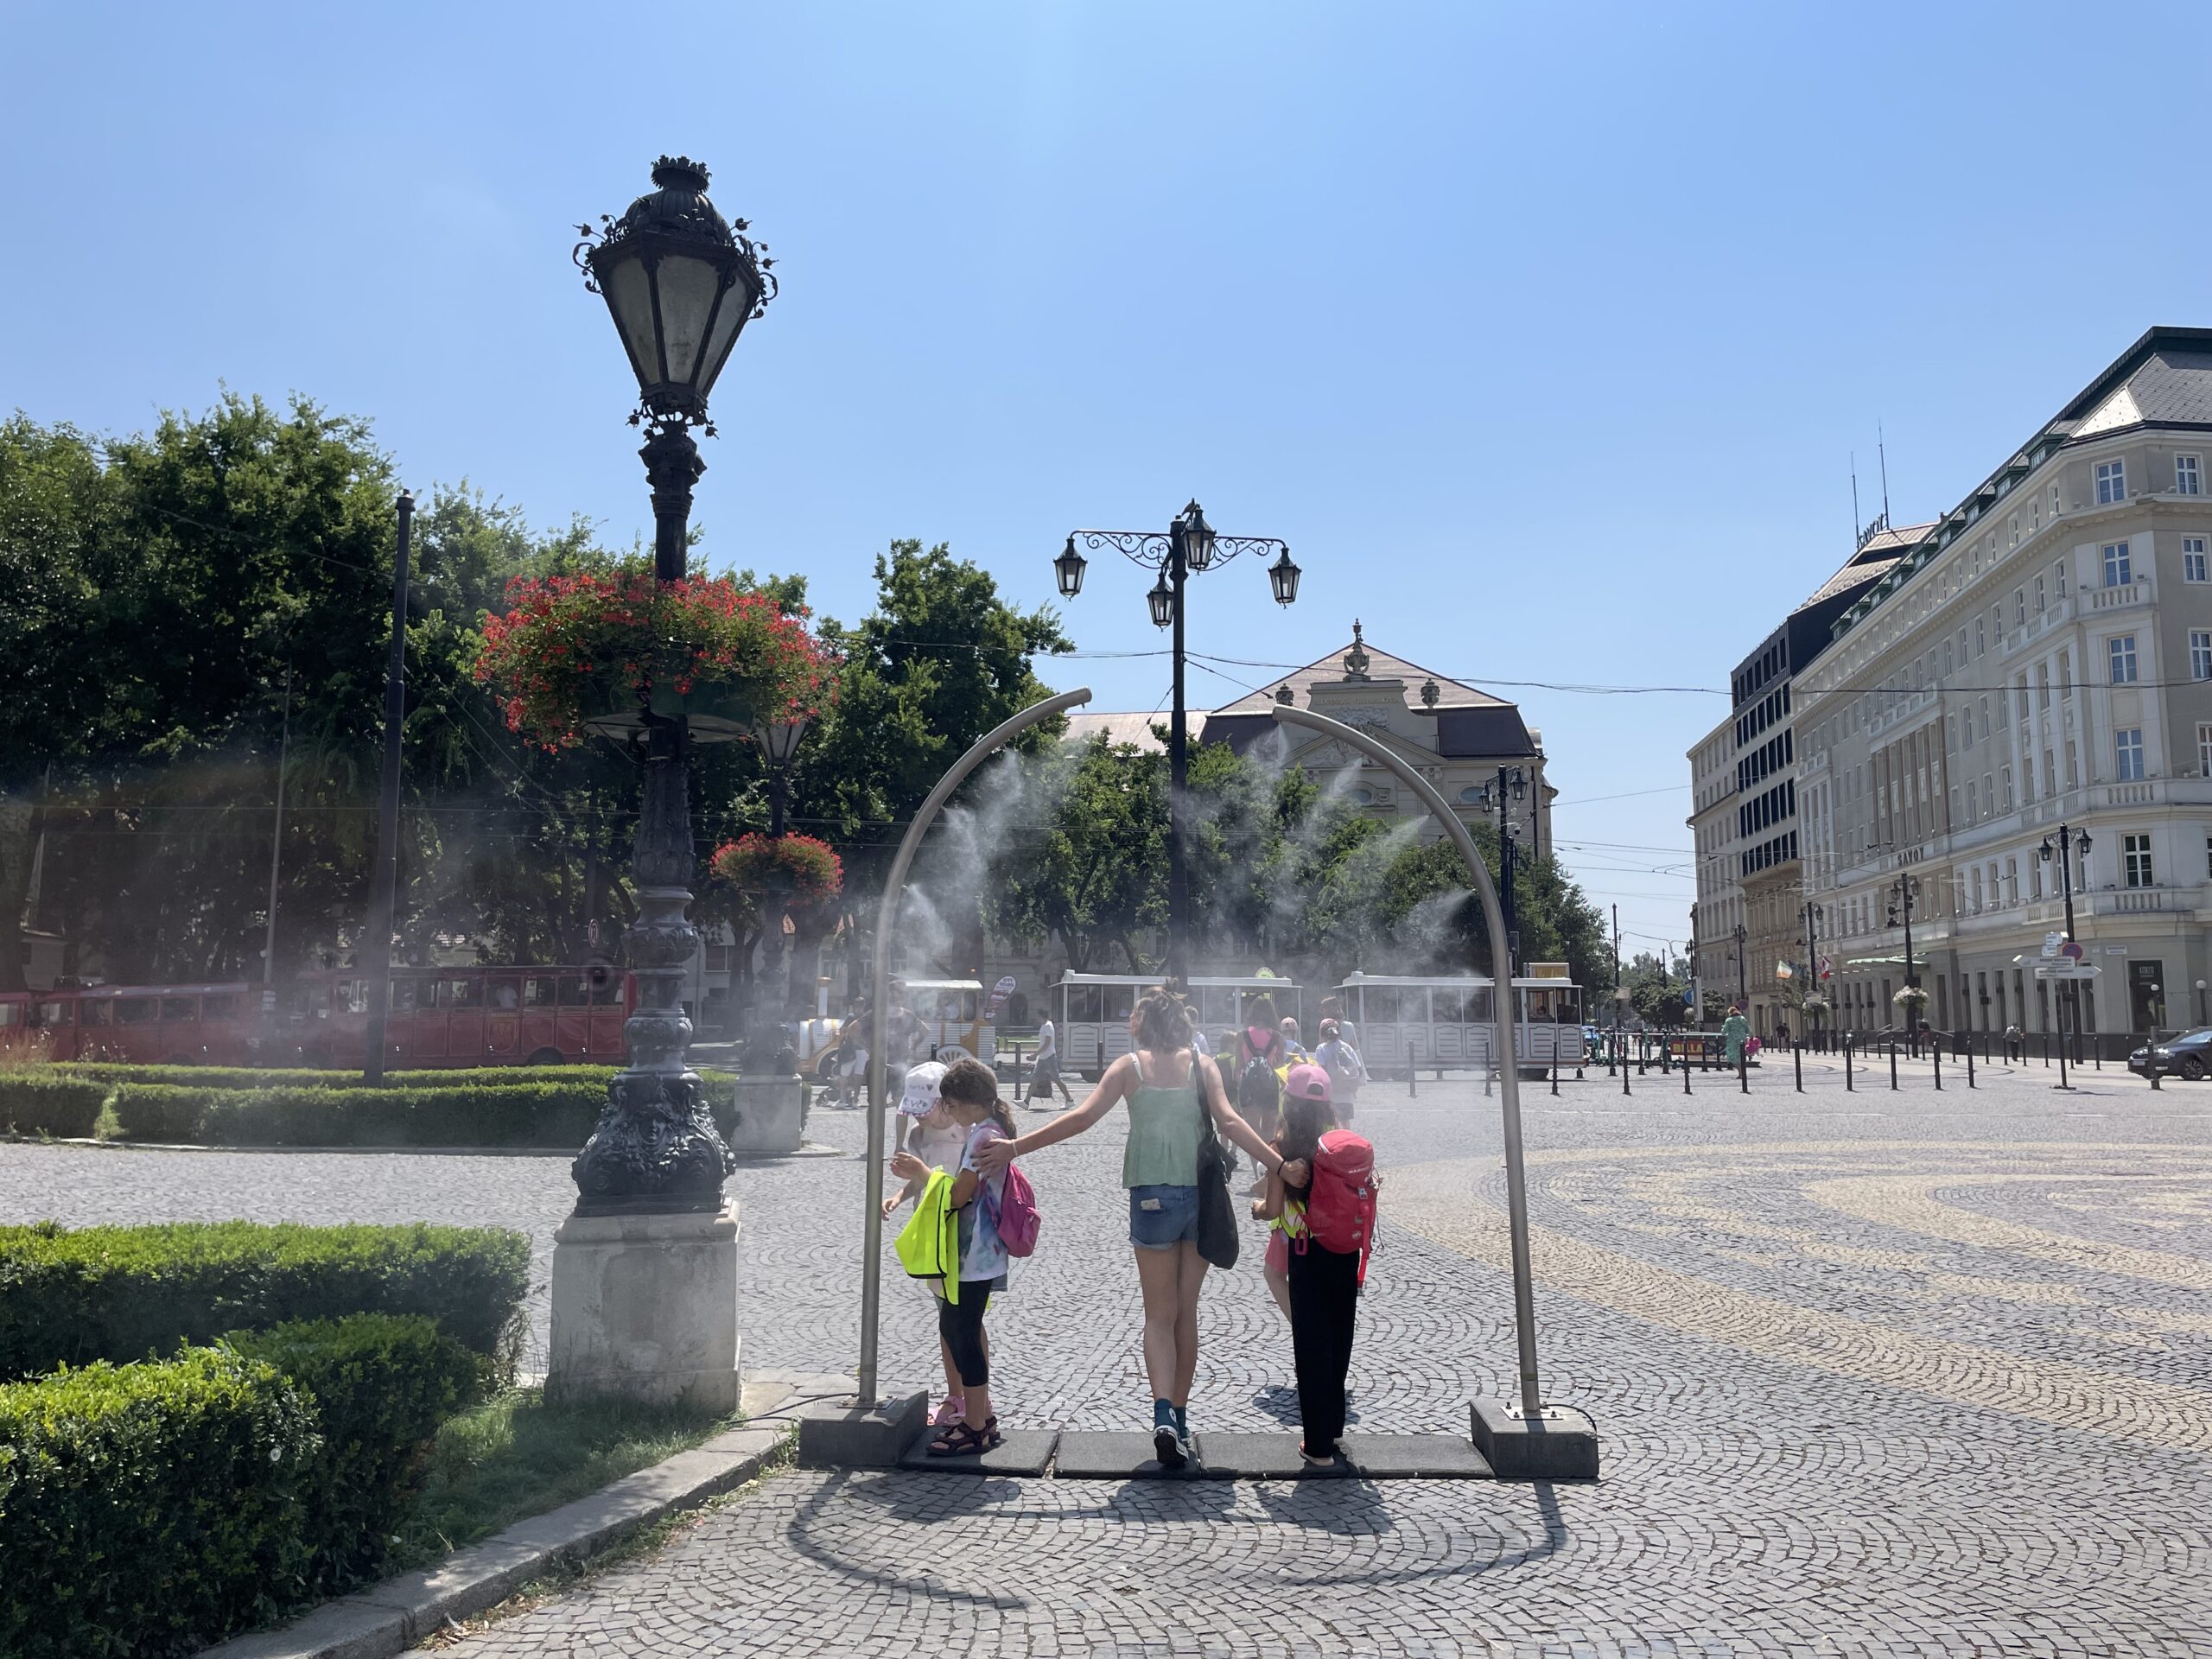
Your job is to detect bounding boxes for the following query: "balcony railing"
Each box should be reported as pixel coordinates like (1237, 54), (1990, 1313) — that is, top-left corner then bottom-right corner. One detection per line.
(2087, 575), (2153, 613)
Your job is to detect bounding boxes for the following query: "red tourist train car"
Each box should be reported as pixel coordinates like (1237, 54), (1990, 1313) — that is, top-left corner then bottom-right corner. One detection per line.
(0, 982), (258, 1065)
(0, 964), (635, 1070)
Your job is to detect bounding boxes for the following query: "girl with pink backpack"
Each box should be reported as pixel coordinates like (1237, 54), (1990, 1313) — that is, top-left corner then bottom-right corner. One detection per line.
(1251, 1063), (1378, 1465)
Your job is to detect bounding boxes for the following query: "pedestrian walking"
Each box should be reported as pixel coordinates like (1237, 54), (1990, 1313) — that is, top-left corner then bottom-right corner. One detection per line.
(1313, 1018), (1368, 1127)
(2004, 1022), (2023, 1063)
(1029, 1012), (1073, 1106)
(1235, 995), (1288, 1149)
(976, 988), (1304, 1469)
(1254, 1063), (1377, 1465)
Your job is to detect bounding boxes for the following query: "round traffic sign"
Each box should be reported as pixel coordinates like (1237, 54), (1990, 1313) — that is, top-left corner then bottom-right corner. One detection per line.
(2060, 940), (2085, 960)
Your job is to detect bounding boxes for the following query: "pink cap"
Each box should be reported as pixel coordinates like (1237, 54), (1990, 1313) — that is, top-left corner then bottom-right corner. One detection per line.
(1283, 1063), (1332, 1102)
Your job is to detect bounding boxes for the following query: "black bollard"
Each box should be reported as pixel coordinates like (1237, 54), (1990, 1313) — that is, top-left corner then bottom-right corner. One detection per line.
(1682, 1046), (1692, 1094)
(1738, 1049), (1749, 1095)
(1846, 1043), (1854, 1091)
(1794, 1041), (1803, 1092)
(1890, 1043), (1898, 1090)
(1967, 1044), (1975, 1088)
(1933, 1045), (1942, 1090)
(1550, 1046), (1560, 1097)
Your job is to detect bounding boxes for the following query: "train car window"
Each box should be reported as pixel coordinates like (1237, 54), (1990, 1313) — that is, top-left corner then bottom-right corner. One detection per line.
(524, 976), (560, 1009)
(81, 1001), (113, 1027)
(161, 997), (198, 1022)
(389, 979), (421, 1014)
(1432, 988), (1465, 1024)
(1067, 984), (1100, 1022)
(338, 980), (368, 1015)
(961, 992), (979, 1020)
(486, 977), (521, 1010)
(0, 1003), (21, 1028)
(587, 973), (622, 1006)
(556, 976), (591, 1007)
(444, 978), (484, 1009)
(1364, 988), (1399, 1021)
(35, 1000), (73, 1026)
(115, 997), (156, 1025)
(1102, 986), (1135, 1022)
(200, 994), (240, 1020)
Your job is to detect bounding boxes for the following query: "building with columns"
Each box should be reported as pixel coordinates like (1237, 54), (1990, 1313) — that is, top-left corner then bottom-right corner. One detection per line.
(1795, 326), (2212, 1049)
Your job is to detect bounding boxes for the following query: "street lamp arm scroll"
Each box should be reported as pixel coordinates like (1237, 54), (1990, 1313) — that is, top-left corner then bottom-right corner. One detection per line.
(1069, 529), (1175, 568)
(1269, 703), (1549, 1421)
(856, 687), (1094, 1407)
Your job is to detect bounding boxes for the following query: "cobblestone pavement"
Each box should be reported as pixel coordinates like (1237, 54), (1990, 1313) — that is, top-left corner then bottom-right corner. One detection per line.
(5, 1053), (2210, 1655)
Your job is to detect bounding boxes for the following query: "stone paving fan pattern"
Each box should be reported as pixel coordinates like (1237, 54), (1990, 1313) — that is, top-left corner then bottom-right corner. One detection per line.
(3, 1053), (2209, 1654)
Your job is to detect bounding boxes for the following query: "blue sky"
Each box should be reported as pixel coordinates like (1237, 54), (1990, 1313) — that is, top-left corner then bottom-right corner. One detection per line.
(6, 0), (2209, 965)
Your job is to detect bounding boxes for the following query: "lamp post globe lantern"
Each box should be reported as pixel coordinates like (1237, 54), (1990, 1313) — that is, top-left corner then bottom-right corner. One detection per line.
(1179, 500), (1218, 572)
(1054, 536), (1088, 598)
(1147, 571), (1175, 629)
(1268, 546), (1301, 607)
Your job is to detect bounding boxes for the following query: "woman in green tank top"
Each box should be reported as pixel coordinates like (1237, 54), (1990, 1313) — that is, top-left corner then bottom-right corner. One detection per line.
(979, 987), (1306, 1469)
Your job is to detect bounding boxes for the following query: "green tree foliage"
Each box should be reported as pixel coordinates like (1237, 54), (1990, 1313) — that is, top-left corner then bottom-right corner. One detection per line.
(1619, 950), (1693, 1026)
(985, 733), (1612, 996)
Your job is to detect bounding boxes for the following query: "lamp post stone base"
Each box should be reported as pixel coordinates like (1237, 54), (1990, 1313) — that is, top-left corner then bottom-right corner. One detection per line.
(1468, 1397), (1599, 1481)
(547, 1203), (741, 1414)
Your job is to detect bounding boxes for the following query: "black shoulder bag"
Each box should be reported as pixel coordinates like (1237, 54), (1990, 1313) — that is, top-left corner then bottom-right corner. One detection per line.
(1192, 1064), (1241, 1269)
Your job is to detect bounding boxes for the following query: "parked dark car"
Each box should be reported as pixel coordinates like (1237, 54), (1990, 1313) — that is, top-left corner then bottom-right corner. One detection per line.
(2129, 1027), (2212, 1081)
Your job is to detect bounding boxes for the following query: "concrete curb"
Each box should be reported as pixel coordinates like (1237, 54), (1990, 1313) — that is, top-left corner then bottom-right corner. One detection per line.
(200, 1371), (854, 1659)
(10, 1138), (846, 1159)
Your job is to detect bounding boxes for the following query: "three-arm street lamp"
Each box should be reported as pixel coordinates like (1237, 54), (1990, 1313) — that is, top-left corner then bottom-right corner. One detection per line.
(1054, 503), (1300, 984)
(567, 156), (775, 1216)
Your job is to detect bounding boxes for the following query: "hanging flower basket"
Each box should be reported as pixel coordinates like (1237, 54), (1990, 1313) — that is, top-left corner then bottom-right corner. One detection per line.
(711, 833), (844, 906)
(1892, 985), (1929, 1007)
(473, 568), (837, 748)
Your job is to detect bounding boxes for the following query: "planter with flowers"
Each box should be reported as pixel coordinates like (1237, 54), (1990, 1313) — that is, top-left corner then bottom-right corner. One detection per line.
(709, 833), (844, 1147)
(709, 832), (843, 907)
(473, 568), (837, 748)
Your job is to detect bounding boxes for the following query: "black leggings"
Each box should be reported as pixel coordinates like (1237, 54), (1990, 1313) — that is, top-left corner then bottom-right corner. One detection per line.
(938, 1287), (991, 1388)
(1287, 1241), (1361, 1455)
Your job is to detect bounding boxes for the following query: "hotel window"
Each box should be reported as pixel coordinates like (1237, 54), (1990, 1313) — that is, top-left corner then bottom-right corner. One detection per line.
(2035, 574), (2046, 613)
(2116, 728), (2145, 782)
(2010, 513), (2020, 548)
(2001, 766), (2012, 810)
(2015, 589), (2027, 627)
(2194, 630), (2212, 681)
(2050, 483), (2062, 518)
(2109, 634), (2139, 683)
(2187, 537), (2209, 583)
(1967, 779), (1978, 819)
(2044, 747), (2056, 797)
(2065, 740), (2079, 788)
(2096, 459), (2126, 505)
(2102, 541), (2133, 586)
(2059, 648), (2073, 697)
(2206, 834), (2212, 880)
(2037, 663), (2050, 709)
(2178, 454), (2202, 496)
(2124, 833), (2153, 888)
(2005, 857), (2018, 905)
(2054, 560), (2068, 599)
(2200, 722), (2212, 776)
(1974, 618), (1986, 657)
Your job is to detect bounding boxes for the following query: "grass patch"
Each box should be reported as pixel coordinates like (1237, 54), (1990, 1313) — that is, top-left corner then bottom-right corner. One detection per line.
(390, 1386), (728, 1571)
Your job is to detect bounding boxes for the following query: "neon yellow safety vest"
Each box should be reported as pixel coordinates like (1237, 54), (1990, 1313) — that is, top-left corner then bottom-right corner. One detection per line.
(894, 1168), (966, 1302)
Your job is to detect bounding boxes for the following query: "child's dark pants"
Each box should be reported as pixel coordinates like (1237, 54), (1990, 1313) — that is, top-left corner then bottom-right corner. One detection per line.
(938, 1286), (991, 1387)
(1287, 1240), (1360, 1455)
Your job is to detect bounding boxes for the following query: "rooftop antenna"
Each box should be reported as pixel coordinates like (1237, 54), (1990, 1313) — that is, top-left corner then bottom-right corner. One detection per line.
(1851, 452), (1862, 548)
(1878, 421), (1892, 524)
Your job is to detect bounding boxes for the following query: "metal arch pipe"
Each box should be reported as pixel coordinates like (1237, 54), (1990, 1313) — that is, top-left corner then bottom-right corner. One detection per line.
(1270, 704), (1546, 1416)
(856, 687), (1093, 1406)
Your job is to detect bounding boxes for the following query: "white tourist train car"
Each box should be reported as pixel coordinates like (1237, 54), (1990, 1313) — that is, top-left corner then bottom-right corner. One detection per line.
(1332, 968), (1585, 1076)
(1050, 973), (1304, 1080)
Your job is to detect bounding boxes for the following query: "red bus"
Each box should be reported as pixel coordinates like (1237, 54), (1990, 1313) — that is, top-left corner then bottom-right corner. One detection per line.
(0, 964), (634, 1070)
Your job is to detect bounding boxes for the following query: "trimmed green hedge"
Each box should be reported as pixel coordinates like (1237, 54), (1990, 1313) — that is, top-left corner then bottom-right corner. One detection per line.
(110, 1080), (608, 1147)
(57, 1062), (736, 1091)
(228, 1314), (485, 1591)
(0, 1314), (489, 1656)
(0, 1219), (530, 1382)
(0, 1074), (107, 1138)
(0, 1344), (321, 1659)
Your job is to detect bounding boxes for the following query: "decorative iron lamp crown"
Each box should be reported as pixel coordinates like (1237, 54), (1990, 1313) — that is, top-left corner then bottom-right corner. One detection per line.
(575, 156), (776, 432)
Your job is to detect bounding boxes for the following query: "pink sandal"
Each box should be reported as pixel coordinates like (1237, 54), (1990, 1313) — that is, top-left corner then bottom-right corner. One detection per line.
(931, 1397), (966, 1427)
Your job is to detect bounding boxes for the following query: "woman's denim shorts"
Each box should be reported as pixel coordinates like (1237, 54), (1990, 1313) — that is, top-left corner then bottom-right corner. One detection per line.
(1128, 1183), (1200, 1249)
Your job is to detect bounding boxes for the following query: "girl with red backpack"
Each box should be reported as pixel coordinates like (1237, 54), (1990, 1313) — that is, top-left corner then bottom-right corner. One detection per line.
(1252, 1062), (1377, 1465)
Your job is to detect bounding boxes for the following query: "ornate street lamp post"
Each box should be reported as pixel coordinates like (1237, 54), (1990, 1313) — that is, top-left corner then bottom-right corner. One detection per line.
(2039, 824), (2093, 1077)
(1474, 766), (1529, 981)
(1054, 504), (1298, 984)
(565, 156), (775, 1217)
(1732, 920), (1748, 1007)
